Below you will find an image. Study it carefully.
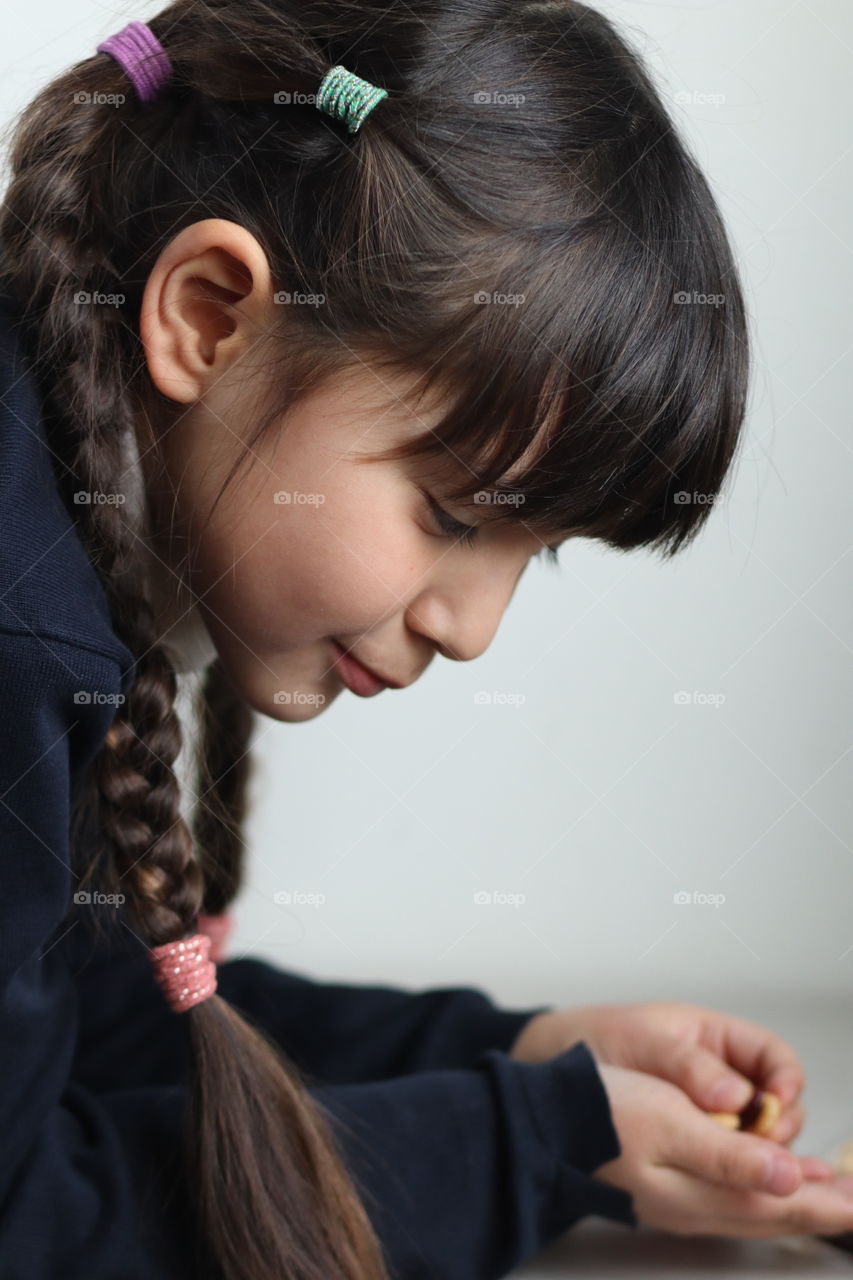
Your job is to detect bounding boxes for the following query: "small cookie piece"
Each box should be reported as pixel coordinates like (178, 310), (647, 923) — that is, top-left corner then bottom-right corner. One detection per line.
(741, 1090), (782, 1137)
(707, 1090), (781, 1136)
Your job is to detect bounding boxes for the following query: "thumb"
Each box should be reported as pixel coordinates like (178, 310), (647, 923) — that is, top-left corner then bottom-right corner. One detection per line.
(639, 1035), (754, 1113)
(671, 1108), (803, 1197)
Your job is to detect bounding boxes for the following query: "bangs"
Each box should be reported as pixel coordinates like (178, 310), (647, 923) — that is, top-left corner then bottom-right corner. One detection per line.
(347, 201), (749, 561)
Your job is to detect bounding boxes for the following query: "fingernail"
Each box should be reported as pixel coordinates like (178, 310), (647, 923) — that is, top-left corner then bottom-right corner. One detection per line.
(763, 1153), (799, 1195)
(708, 1077), (752, 1110)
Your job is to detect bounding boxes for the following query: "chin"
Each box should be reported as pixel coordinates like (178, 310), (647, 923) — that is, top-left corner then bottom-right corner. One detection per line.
(266, 690), (337, 723)
(254, 677), (340, 722)
(212, 655), (337, 722)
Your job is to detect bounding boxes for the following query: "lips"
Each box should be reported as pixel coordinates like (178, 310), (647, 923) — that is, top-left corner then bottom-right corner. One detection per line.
(331, 640), (400, 696)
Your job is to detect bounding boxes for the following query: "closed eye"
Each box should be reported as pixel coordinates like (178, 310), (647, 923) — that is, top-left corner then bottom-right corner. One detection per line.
(421, 491), (480, 548)
(421, 488), (564, 566)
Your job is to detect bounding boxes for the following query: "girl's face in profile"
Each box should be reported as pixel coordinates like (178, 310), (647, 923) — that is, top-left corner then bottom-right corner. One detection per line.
(144, 364), (566, 722)
(138, 223), (566, 723)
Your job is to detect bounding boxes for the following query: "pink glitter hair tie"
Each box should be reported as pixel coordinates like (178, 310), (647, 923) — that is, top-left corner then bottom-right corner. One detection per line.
(150, 933), (218, 1013)
(96, 20), (173, 106)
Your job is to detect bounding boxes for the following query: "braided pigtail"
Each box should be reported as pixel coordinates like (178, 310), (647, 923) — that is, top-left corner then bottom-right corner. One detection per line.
(0, 8), (394, 1279)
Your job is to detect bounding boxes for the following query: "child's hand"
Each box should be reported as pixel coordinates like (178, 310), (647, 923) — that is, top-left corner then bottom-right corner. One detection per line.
(593, 1062), (853, 1238)
(509, 1001), (805, 1146)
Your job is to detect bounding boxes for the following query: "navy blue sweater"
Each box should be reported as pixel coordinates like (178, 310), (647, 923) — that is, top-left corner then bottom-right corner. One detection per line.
(0, 287), (636, 1279)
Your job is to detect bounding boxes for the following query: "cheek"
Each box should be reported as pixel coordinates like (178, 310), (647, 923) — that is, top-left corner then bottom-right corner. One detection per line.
(284, 493), (419, 630)
(192, 478), (419, 648)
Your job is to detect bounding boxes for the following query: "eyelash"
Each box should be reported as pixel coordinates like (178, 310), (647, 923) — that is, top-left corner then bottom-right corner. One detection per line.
(422, 493), (562, 565)
(423, 493), (481, 547)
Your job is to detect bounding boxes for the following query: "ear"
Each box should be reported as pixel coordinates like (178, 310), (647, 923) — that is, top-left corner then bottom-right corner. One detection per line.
(139, 218), (276, 404)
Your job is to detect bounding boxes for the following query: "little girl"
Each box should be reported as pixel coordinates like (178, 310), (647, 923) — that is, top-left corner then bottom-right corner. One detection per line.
(1, 2), (852, 1278)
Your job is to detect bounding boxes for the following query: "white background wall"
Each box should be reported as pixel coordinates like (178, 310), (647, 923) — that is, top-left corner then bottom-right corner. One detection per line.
(4, 1), (851, 1018)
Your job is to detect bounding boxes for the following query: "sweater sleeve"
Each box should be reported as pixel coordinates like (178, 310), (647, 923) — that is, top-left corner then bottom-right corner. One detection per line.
(214, 957), (552, 1082)
(72, 941), (553, 1088)
(307, 1041), (638, 1278)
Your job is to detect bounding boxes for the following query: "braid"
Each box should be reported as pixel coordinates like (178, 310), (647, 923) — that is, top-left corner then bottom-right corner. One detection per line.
(0, 68), (206, 948)
(0, 12), (391, 1279)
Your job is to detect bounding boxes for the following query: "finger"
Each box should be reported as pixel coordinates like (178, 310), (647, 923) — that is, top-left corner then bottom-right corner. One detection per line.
(713, 1013), (805, 1108)
(800, 1156), (835, 1181)
(717, 1175), (853, 1237)
(650, 1165), (853, 1239)
(708, 1092), (799, 1144)
(635, 1034), (755, 1113)
(669, 1109), (804, 1196)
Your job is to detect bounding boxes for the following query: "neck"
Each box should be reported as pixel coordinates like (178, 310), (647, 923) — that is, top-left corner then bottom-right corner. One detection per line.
(120, 417), (217, 676)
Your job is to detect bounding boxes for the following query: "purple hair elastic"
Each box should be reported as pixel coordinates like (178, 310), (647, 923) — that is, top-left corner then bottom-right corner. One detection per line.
(96, 20), (173, 105)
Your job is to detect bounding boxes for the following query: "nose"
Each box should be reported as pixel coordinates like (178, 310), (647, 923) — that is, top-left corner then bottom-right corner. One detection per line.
(405, 558), (531, 663)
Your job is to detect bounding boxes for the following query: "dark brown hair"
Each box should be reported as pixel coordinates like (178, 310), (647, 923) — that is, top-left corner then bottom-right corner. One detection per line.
(0, 1), (750, 1276)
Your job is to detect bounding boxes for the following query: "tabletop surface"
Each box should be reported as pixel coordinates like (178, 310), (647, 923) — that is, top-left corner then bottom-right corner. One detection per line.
(521, 1220), (853, 1277)
(514, 994), (853, 1277)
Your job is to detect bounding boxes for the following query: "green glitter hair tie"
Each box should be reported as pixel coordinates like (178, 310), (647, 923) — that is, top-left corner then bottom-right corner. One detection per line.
(316, 64), (388, 134)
